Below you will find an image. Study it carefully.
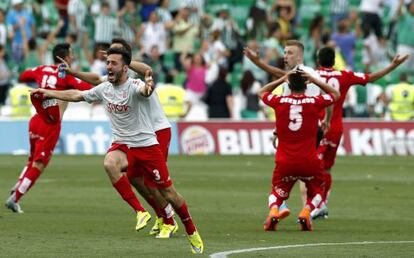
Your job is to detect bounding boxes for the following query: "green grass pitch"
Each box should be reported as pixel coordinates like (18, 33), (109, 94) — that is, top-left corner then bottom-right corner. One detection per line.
(1, 155), (414, 257)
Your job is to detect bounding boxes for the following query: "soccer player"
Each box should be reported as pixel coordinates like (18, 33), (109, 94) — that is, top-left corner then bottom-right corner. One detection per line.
(244, 40), (328, 216)
(5, 43), (92, 213)
(311, 47), (409, 219)
(59, 38), (177, 238)
(259, 69), (339, 231)
(31, 48), (204, 254)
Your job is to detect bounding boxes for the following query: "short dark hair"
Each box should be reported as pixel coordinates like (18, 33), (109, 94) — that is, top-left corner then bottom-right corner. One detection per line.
(107, 47), (131, 65)
(111, 38), (132, 56)
(52, 43), (71, 63)
(288, 72), (306, 92)
(318, 47), (335, 67)
(285, 40), (304, 53)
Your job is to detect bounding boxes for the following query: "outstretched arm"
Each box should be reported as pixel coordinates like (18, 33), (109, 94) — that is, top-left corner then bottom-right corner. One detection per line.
(30, 88), (85, 102)
(244, 47), (286, 78)
(368, 54), (409, 82)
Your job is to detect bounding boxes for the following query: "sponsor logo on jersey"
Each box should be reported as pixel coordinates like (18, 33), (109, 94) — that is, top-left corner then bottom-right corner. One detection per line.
(106, 103), (130, 113)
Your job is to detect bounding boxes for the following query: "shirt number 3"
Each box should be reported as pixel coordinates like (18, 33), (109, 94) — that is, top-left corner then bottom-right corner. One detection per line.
(288, 105), (303, 131)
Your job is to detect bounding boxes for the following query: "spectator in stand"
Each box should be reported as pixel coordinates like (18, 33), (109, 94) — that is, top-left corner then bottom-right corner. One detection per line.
(138, 11), (168, 61)
(32, 0), (59, 37)
(395, 0), (414, 72)
(141, 0), (158, 22)
(143, 45), (172, 84)
(94, 2), (118, 45)
(0, 45), (11, 113)
(270, 0), (296, 42)
(263, 22), (284, 61)
(359, 0), (384, 39)
(362, 31), (392, 73)
(67, 0), (87, 51)
(182, 0), (205, 25)
(54, 0), (69, 37)
(181, 52), (207, 102)
(117, 0), (140, 47)
(203, 67), (233, 119)
(332, 18), (356, 69)
(246, 0), (269, 41)
(156, 0), (175, 30)
(330, 0), (350, 33)
(309, 15), (325, 54)
(6, 0), (35, 69)
(0, 10), (7, 47)
(211, 5), (243, 71)
(172, 6), (199, 70)
(89, 43), (110, 76)
(240, 70), (264, 119)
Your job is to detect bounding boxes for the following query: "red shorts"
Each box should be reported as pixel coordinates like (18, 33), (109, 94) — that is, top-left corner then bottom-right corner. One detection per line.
(31, 92), (60, 124)
(271, 160), (324, 202)
(318, 130), (342, 170)
(127, 144), (172, 189)
(156, 128), (171, 161)
(28, 114), (61, 166)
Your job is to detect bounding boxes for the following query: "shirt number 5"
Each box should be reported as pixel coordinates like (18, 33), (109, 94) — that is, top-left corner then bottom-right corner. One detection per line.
(289, 105), (303, 131)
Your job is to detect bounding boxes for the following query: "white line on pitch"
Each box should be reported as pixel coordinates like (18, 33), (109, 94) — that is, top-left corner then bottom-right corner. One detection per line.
(210, 241), (414, 258)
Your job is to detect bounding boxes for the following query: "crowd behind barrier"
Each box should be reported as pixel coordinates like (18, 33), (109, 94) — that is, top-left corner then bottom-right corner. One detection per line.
(0, 0), (413, 121)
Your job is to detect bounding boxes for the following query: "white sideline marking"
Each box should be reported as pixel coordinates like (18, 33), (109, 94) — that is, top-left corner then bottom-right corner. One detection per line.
(210, 241), (414, 258)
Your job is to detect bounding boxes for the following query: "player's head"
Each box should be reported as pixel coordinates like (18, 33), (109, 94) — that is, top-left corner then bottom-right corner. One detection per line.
(111, 38), (132, 56)
(288, 71), (306, 93)
(52, 43), (74, 65)
(317, 46), (335, 68)
(284, 40), (304, 69)
(106, 47), (131, 85)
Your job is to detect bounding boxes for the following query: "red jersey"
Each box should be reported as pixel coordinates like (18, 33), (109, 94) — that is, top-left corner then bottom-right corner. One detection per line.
(262, 92), (335, 164)
(316, 67), (369, 132)
(20, 65), (92, 123)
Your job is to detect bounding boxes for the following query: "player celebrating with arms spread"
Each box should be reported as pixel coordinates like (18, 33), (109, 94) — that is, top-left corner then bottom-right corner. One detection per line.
(259, 69), (339, 231)
(311, 47), (409, 219)
(5, 43), (92, 213)
(31, 47), (204, 254)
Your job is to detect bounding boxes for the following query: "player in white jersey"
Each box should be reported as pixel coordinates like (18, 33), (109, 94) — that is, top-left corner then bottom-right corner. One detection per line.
(58, 38), (176, 237)
(31, 48), (204, 254)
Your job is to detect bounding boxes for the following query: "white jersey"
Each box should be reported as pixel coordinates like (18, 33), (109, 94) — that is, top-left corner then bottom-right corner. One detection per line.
(101, 74), (171, 132)
(282, 64), (322, 97)
(82, 78), (158, 147)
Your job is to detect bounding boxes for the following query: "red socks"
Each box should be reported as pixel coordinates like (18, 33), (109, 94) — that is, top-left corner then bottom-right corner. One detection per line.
(175, 202), (196, 235)
(113, 176), (145, 212)
(15, 166), (42, 202)
(146, 196), (163, 218)
(323, 172), (332, 204)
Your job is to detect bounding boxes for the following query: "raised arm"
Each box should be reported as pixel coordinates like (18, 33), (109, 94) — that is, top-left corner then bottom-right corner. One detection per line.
(258, 73), (289, 99)
(57, 56), (102, 86)
(130, 60), (152, 76)
(368, 54), (409, 82)
(243, 47), (286, 78)
(138, 70), (155, 97)
(300, 70), (340, 101)
(30, 88), (85, 102)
